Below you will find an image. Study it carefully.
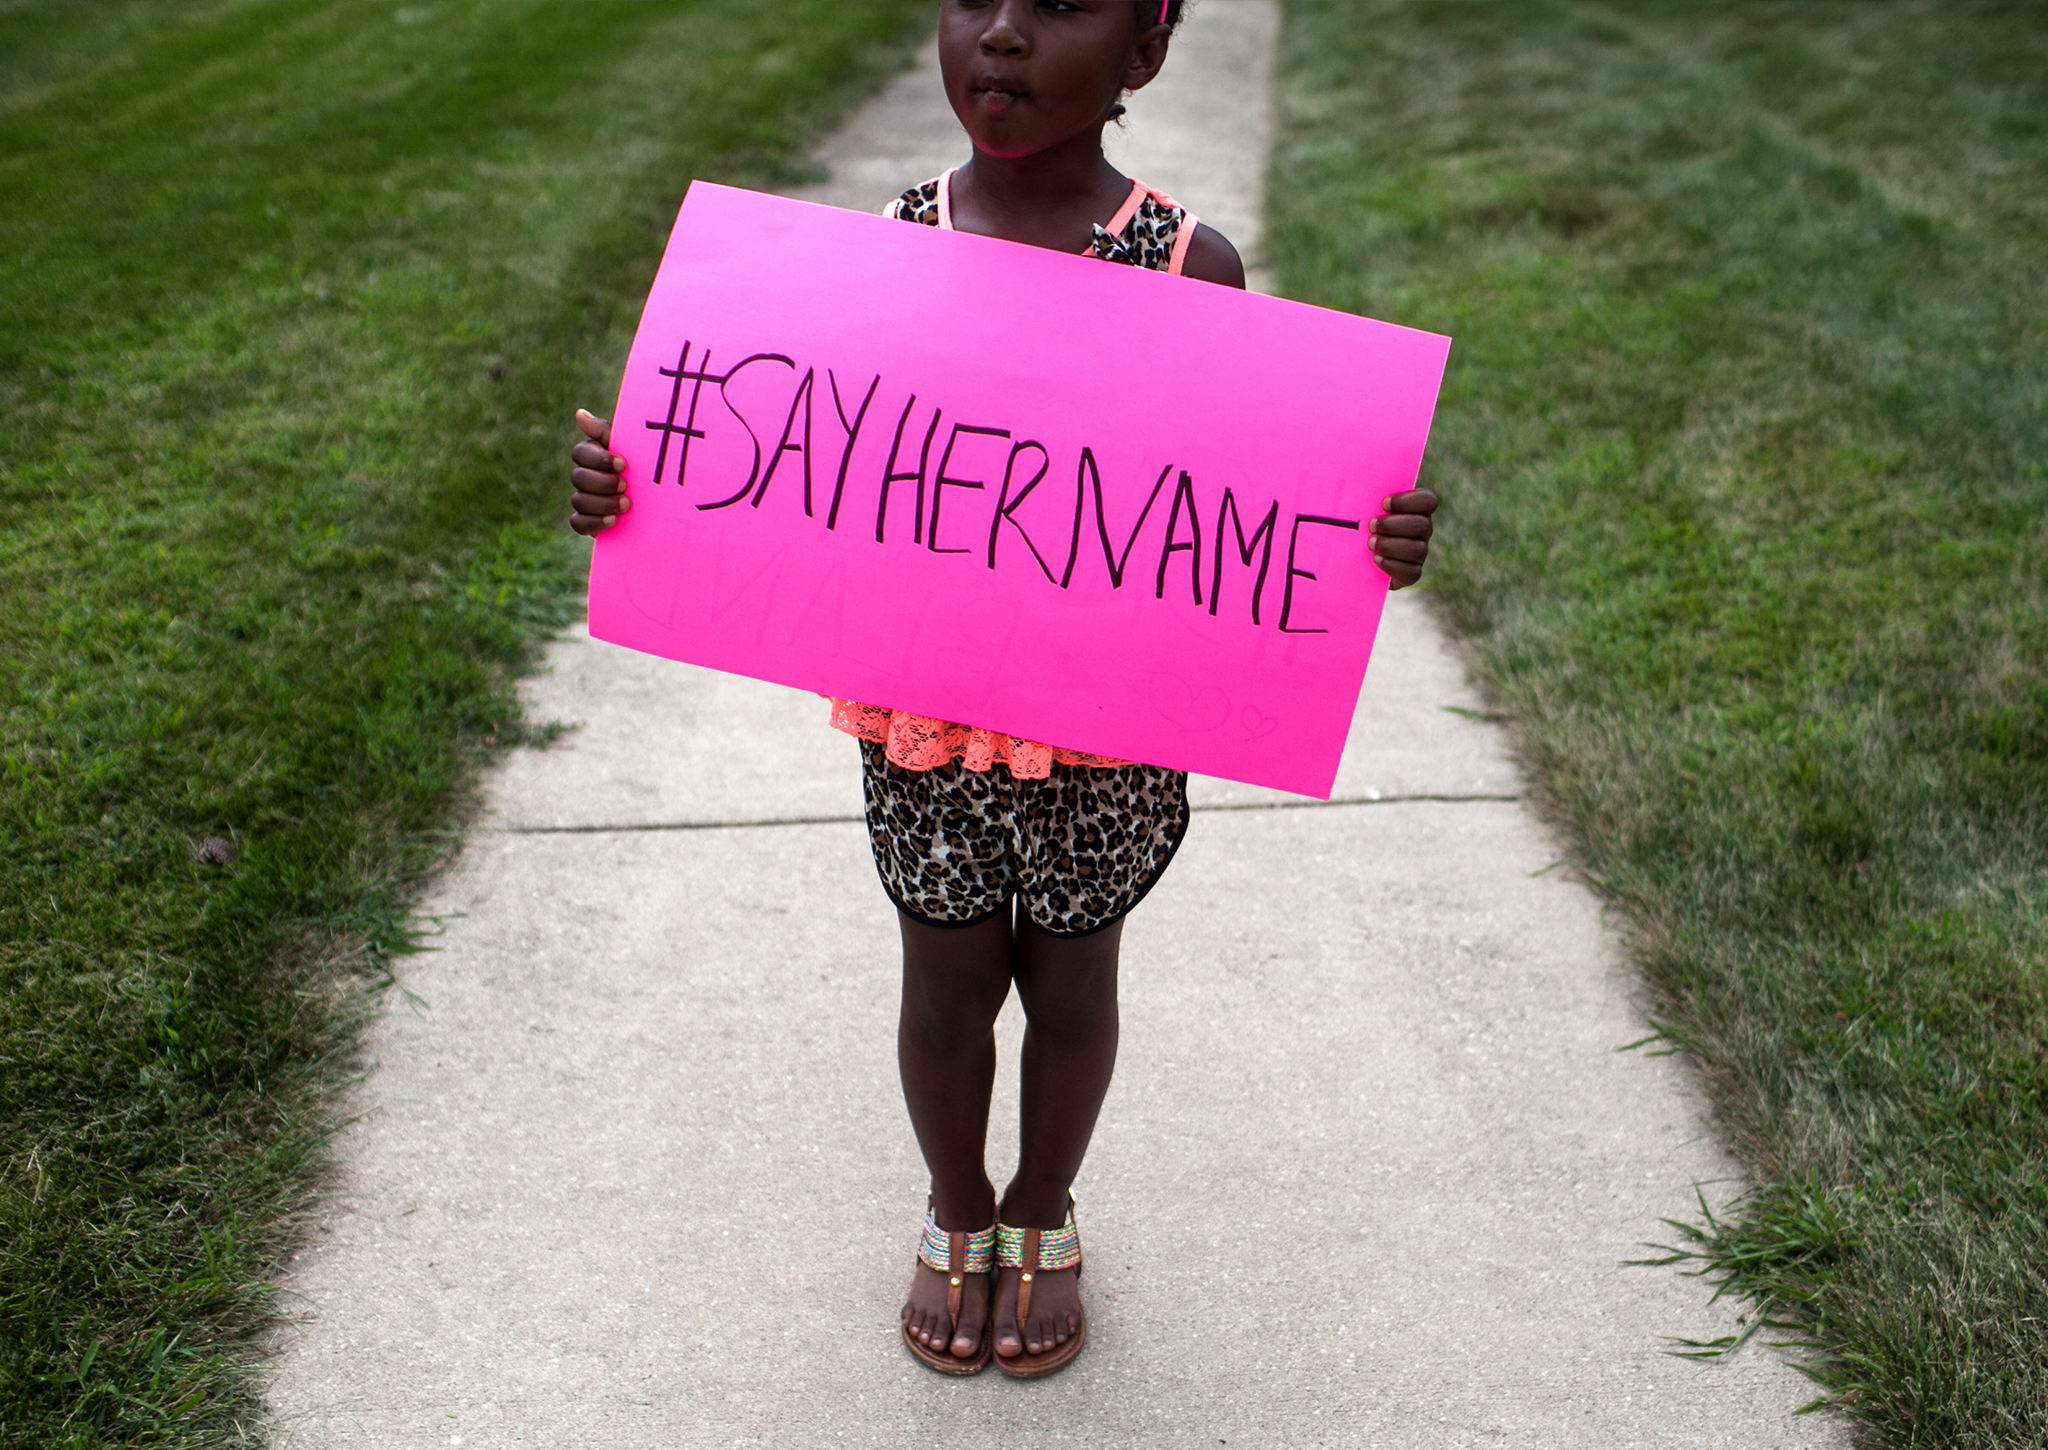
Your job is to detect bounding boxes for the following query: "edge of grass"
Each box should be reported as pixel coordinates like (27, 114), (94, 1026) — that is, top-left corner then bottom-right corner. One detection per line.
(0, 5), (934, 1445)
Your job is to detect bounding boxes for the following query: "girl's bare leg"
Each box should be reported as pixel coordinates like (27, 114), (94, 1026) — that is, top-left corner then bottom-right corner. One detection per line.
(897, 910), (1013, 1360)
(993, 917), (1123, 1359)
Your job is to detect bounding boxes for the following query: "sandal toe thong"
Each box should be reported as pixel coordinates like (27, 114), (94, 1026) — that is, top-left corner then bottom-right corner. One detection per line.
(902, 1209), (995, 1376)
(994, 1193), (1086, 1379)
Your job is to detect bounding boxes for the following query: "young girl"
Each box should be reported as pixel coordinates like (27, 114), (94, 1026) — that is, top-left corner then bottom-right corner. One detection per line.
(567, 0), (1437, 1379)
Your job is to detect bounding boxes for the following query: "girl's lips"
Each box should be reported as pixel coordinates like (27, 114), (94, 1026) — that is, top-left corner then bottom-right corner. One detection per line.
(972, 78), (1028, 114)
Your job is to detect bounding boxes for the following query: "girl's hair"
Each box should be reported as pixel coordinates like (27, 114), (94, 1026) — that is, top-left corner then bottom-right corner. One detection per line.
(1140, 0), (1187, 31)
(1111, 0), (1185, 121)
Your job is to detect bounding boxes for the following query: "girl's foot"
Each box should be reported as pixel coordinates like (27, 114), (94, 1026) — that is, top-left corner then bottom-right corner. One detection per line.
(902, 1203), (997, 1370)
(991, 1192), (1086, 1365)
(992, 1261), (1082, 1359)
(902, 1259), (992, 1362)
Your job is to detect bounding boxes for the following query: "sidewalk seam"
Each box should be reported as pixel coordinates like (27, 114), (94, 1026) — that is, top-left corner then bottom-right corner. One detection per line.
(490, 793), (1523, 836)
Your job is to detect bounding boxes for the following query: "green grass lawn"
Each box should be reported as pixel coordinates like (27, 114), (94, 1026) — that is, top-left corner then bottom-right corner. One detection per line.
(1267, 1), (2046, 1444)
(0, 2), (928, 1444)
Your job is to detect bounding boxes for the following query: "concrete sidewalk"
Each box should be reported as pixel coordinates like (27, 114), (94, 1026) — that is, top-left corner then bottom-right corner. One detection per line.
(265, 6), (1844, 1446)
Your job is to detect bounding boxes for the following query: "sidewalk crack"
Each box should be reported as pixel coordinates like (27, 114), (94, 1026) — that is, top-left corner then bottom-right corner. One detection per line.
(491, 792), (1521, 835)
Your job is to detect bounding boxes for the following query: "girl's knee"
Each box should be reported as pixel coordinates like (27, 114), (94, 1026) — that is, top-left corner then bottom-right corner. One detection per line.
(902, 997), (998, 1054)
(900, 960), (1010, 1050)
(1015, 926), (1121, 1017)
(1017, 980), (1118, 1048)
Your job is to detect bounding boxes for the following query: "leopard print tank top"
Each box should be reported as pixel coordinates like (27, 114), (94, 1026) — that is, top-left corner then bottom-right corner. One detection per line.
(827, 172), (1203, 779)
(889, 169), (1200, 274)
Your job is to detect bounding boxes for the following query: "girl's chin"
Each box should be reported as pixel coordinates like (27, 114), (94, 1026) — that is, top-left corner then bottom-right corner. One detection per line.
(961, 123), (1050, 159)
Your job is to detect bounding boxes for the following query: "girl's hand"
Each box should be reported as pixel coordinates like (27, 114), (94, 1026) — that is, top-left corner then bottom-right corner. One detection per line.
(1370, 489), (1438, 589)
(569, 409), (630, 535)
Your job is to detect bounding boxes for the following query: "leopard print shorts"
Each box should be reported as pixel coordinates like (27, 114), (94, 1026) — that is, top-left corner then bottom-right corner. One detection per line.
(859, 742), (1191, 937)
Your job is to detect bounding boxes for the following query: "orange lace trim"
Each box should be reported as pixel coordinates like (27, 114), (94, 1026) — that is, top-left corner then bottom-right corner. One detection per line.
(827, 699), (1130, 779)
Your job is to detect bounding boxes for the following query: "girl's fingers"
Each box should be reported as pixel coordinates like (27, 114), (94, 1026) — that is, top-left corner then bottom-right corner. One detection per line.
(1379, 558), (1423, 588)
(1371, 536), (1428, 565)
(571, 441), (624, 472)
(1371, 513), (1433, 539)
(572, 490), (630, 516)
(571, 466), (625, 494)
(1381, 488), (1439, 515)
(568, 408), (628, 536)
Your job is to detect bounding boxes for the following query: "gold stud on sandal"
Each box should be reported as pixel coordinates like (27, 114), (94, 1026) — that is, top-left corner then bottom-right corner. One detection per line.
(993, 1193), (1086, 1378)
(902, 1203), (996, 1375)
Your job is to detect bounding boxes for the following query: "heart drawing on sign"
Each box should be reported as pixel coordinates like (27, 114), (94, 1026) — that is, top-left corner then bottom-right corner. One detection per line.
(1148, 674), (1230, 732)
(1239, 705), (1279, 741)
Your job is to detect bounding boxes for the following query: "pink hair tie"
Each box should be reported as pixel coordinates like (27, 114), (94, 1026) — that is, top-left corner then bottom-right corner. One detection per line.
(1159, 0), (1170, 21)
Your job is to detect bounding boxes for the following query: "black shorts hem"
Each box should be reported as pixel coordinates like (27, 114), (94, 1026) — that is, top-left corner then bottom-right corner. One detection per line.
(858, 737), (1192, 939)
(1019, 783), (1193, 939)
(878, 880), (1015, 932)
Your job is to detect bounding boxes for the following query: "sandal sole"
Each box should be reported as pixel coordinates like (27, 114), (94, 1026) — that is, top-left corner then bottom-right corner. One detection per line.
(902, 1321), (993, 1376)
(992, 1315), (1086, 1379)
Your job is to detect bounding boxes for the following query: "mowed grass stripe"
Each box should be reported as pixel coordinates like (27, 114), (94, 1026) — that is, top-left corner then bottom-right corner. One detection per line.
(1, 2), (698, 355)
(1268, 1), (2046, 1444)
(0, 4), (930, 1446)
(0, 0), (269, 111)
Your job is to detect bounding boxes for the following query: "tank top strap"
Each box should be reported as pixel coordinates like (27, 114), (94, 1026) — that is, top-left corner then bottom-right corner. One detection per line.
(915, 170), (1199, 275)
(1099, 179), (1149, 240)
(1096, 183), (1200, 275)
(1137, 186), (1202, 276)
(1168, 209), (1200, 276)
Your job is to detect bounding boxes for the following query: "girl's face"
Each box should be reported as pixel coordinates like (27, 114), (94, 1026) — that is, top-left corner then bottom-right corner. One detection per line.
(939, 0), (1165, 159)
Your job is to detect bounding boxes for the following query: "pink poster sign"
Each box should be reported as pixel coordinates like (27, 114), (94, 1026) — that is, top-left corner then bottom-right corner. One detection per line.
(589, 182), (1450, 798)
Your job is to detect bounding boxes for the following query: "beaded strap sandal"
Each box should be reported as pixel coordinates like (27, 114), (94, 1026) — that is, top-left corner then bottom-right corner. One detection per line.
(902, 1206), (996, 1375)
(993, 1194), (1086, 1378)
